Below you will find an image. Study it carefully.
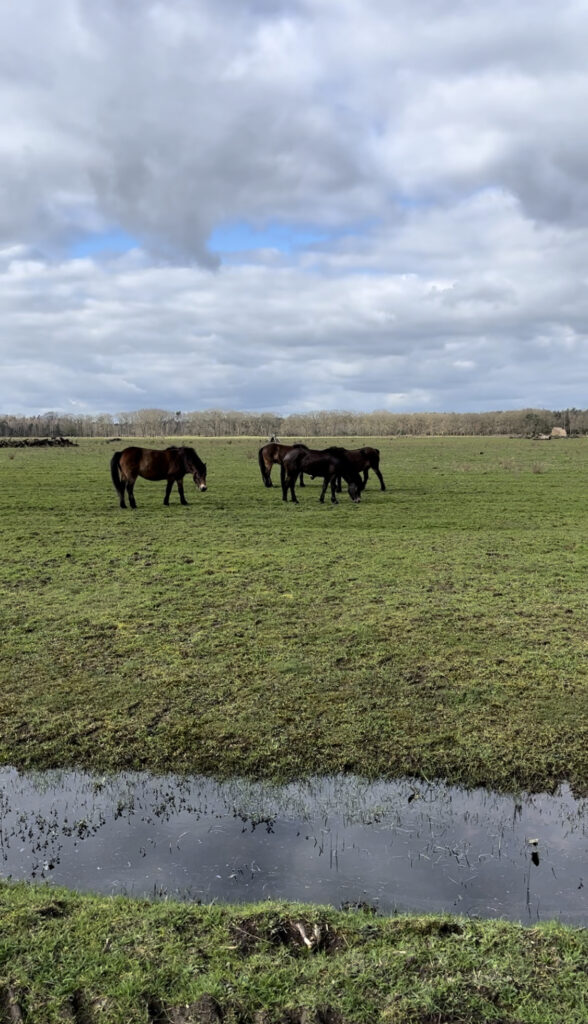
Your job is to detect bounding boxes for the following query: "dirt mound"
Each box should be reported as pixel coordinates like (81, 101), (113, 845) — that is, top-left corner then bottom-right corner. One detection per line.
(230, 915), (346, 957)
(0, 436), (78, 448)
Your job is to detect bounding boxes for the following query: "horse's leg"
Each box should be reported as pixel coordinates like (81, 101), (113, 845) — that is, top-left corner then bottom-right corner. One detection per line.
(319, 475), (330, 503)
(163, 478), (174, 505)
(266, 458), (273, 487)
(127, 479), (137, 509)
(374, 466), (386, 491)
(299, 471), (305, 487)
(177, 477), (188, 505)
(287, 465), (299, 503)
(118, 474), (127, 509)
(281, 464), (289, 502)
(330, 474), (339, 504)
(336, 475), (342, 493)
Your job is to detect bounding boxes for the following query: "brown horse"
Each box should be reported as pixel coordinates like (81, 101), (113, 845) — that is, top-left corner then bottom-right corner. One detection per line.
(324, 446), (386, 492)
(110, 446), (207, 509)
(258, 441), (308, 487)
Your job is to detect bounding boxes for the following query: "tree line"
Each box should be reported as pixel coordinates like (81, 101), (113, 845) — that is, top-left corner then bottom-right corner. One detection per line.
(1, 407), (586, 438)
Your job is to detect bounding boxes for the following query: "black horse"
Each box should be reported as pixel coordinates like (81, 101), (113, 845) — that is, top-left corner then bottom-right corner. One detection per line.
(281, 448), (362, 504)
(324, 446), (386, 492)
(110, 445), (207, 508)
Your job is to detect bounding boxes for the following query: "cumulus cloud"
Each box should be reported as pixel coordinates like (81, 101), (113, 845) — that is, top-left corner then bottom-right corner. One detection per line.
(1, 0), (588, 413)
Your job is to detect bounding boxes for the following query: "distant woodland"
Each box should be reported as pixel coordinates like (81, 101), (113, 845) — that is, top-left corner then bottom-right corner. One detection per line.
(0, 407), (586, 438)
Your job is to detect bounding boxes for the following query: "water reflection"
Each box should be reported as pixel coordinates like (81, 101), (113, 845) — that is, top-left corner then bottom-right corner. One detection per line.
(0, 769), (586, 924)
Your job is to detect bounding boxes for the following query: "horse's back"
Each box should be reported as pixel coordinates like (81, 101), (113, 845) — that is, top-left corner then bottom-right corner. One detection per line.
(119, 446), (144, 470)
(283, 446), (310, 473)
(361, 446), (380, 464)
(296, 449), (336, 475)
(123, 446), (179, 480)
(121, 445), (144, 457)
(262, 442), (303, 465)
(260, 442), (278, 461)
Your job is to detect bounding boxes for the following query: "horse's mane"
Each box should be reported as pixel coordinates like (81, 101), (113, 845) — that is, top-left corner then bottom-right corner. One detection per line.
(166, 445), (205, 471)
(184, 446), (206, 469)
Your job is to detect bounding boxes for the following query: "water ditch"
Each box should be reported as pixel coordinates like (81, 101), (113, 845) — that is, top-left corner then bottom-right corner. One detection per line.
(0, 768), (586, 924)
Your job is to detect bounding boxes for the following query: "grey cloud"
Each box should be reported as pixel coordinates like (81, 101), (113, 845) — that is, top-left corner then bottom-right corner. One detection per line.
(3, 1), (588, 251)
(2, 188), (588, 415)
(2, 1), (588, 413)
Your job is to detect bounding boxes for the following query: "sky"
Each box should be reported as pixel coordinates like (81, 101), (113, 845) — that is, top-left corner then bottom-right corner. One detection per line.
(1, 0), (588, 417)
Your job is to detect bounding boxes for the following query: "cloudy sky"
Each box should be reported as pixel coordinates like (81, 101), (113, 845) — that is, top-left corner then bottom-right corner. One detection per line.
(2, 0), (588, 416)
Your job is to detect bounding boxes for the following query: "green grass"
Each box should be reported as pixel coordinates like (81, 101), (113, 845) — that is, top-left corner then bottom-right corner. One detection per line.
(1, 882), (587, 1023)
(1, 435), (587, 793)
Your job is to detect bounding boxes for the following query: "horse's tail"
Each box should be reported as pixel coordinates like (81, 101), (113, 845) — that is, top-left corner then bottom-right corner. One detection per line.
(110, 451), (125, 498)
(258, 446), (271, 486)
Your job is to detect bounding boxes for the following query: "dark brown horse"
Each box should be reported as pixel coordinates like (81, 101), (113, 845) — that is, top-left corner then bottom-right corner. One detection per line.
(324, 446), (386, 492)
(258, 441), (308, 487)
(281, 448), (362, 504)
(110, 446), (207, 509)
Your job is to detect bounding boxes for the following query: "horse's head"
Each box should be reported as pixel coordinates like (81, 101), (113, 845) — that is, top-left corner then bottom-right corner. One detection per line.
(194, 464), (207, 491)
(183, 448), (207, 491)
(348, 476), (362, 503)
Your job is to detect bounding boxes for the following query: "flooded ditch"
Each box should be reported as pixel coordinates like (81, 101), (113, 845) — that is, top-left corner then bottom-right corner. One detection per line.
(0, 768), (586, 924)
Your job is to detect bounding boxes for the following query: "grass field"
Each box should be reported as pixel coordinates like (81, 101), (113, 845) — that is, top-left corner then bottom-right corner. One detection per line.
(2, 882), (588, 1023)
(0, 435), (587, 793)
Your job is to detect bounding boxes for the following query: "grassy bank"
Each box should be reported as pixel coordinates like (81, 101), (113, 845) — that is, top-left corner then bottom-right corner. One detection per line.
(1, 882), (587, 1023)
(0, 436), (587, 793)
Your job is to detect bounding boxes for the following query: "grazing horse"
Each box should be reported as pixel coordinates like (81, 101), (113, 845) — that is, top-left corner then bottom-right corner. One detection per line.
(110, 446), (207, 509)
(281, 448), (362, 504)
(324, 446), (386, 492)
(258, 441), (309, 488)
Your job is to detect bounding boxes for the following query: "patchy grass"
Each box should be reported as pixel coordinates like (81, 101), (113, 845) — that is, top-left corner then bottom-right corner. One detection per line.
(1, 882), (587, 1023)
(0, 436), (587, 793)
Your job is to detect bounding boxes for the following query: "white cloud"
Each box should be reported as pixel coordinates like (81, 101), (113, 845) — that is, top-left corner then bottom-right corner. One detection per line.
(1, 0), (588, 413)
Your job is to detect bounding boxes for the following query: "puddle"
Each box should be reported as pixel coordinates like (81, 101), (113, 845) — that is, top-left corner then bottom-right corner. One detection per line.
(0, 769), (586, 924)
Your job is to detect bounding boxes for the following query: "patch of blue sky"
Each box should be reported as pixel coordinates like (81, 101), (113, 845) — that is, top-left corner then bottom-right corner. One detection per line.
(208, 220), (328, 254)
(68, 229), (139, 258)
(394, 193), (434, 209)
